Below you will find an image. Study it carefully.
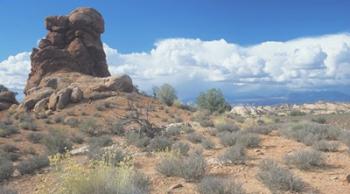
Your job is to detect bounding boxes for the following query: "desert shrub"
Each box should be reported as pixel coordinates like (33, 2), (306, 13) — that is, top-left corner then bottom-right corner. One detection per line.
(126, 131), (150, 148)
(257, 159), (304, 193)
(64, 117), (79, 128)
(198, 176), (246, 194)
(201, 138), (215, 150)
(171, 142), (190, 155)
(79, 118), (105, 136)
(43, 129), (72, 154)
(235, 132), (260, 148)
(207, 127), (218, 136)
(111, 120), (125, 136)
(27, 132), (44, 144)
(0, 157), (13, 181)
(0, 151), (20, 162)
(0, 123), (19, 137)
(17, 155), (49, 175)
(312, 140), (339, 152)
(95, 103), (106, 111)
(220, 145), (246, 164)
(289, 110), (306, 116)
(196, 88), (230, 113)
(311, 117), (327, 124)
(218, 131), (237, 147)
(193, 111), (214, 127)
(70, 133), (85, 144)
(246, 126), (272, 135)
(214, 120), (239, 133)
(157, 152), (183, 177)
(280, 122), (341, 146)
(42, 158), (150, 194)
(147, 136), (173, 152)
(89, 135), (113, 148)
(181, 124), (194, 133)
(101, 149), (128, 166)
(157, 152), (206, 181)
(0, 144), (19, 153)
(0, 186), (17, 194)
(180, 152), (207, 181)
(285, 149), (325, 170)
(154, 84), (177, 106)
(19, 120), (37, 131)
(187, 132), (203, 144)
(165, 126), (182, 137)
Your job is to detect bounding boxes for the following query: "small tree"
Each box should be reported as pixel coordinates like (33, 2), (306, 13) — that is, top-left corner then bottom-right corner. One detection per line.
(196, 88), (230, 113)
(156, 84), (177, 106)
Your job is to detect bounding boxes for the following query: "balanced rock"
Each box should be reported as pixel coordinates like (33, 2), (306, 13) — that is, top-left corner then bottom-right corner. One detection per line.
(21, 8), (134, 112)
(25, 7), (110, 94)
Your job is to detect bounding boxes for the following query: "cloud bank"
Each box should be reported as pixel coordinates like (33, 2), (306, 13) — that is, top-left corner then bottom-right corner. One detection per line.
(1, 33), (350, 99)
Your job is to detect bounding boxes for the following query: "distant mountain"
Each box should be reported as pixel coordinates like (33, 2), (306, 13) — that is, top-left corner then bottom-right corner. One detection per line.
(227, 91), (350, 105)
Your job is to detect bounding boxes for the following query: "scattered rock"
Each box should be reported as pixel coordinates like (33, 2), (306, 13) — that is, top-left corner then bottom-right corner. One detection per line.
(0, 85), (18, 111)
(70, 145), (89, 155)
(33, 97), (49, 112)
(23, 88), (54, 111)
(56, 88), (73, 109)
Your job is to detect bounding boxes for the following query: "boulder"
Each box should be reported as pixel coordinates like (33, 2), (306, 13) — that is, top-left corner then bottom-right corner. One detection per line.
(33, 97), (49, 112)
(70, 87), (83, 103)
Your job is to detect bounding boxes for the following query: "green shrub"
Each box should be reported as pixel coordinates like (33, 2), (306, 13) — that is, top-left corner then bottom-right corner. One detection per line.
(220, 145), (246, 164)
(0, 144), (19, 153)
(196, 88), (230, 113)
(154, 84), (177, 106)
(312, 140), (339, 152)
(235, 132), (260, 148)
(43, 129), (72, 154)
(0, 123), (19, 137)
(79, 118), (104, 136)
(0, 157), (13, 181)
(257, 159), (304, 193)
(27, 132), (44, 144)
(64, 117), (80, 128)
(198, 176), (246, 194)
(285, 149), (325, 170)
(147, 136), (173, 152)
(171, 142), (190, 155)
(17, 155), (49, 175)
(187, 132), (204, 144)
(19, 120), (37, 131)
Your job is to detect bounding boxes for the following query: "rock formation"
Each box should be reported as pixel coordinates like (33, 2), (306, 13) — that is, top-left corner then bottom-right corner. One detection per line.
(0, 85), (18, 111)
(20, 8), (134, 112)
(25, 7), (110, 94)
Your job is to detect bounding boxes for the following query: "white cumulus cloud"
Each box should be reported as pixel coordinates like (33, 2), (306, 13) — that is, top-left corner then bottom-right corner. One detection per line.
(1, 33), (350, 98)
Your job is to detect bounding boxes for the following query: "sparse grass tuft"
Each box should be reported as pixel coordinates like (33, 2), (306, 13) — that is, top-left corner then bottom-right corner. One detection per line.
(257, 159), (304, 193)
(285, 149), (325, 170)
(27, 132), (44, 144)
(198, 176), (246, 194)
(201, 138), (215, 150)
(171, 142), (190, 155)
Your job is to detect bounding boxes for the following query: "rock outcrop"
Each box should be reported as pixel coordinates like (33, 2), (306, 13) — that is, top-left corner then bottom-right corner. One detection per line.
(25, 7), (110, 94)
(20, 8), (134, 112)
(0, 85), (18, 111)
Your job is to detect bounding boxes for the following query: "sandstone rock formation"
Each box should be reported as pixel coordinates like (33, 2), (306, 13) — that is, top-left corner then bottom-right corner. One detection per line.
(20, 8), (134, 112)
(0, 85), (18, 111)
(25, 7), (110, 94)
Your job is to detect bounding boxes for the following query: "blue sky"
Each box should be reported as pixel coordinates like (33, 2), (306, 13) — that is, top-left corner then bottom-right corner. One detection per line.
(1, 0), (349, 60)
(1, 0), (350, 103)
